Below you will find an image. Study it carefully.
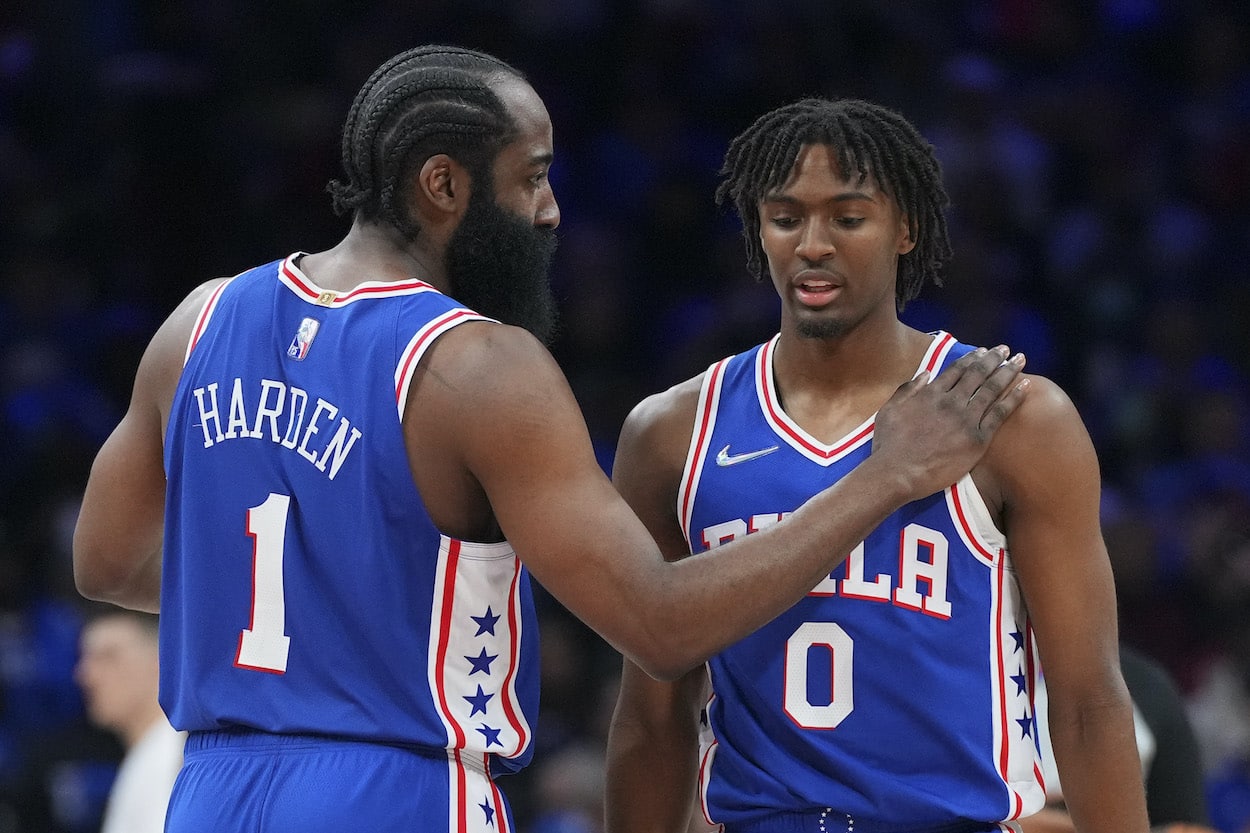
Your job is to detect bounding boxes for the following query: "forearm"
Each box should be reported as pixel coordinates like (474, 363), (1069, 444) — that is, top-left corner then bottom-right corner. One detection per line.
(1049, 695), (1150, 833)
(605, 715), (701, 833)
(635, 454), (909, 676)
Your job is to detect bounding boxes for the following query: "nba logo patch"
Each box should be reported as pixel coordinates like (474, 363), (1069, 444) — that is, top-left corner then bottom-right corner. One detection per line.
(288, 317), (321, 360)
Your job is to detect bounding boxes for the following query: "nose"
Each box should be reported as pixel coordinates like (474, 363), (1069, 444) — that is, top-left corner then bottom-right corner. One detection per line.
(536, 184), (560, 230)
(794, 219), (835, 263)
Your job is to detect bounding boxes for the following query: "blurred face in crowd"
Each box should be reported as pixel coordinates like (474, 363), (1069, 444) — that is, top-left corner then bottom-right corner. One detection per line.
(75, 615), (160, 736)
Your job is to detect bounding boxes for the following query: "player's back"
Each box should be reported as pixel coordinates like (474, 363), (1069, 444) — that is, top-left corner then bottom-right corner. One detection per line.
(160, 255), (540, 771)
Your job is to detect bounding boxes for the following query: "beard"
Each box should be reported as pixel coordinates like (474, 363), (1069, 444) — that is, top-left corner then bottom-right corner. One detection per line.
(445, 187), (560, 344)
(795, 317), (849, 340)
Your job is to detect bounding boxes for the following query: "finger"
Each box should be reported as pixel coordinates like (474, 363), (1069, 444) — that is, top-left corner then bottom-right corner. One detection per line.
(935, 345), (1009, 394)
(966, 352), (1026, 411)
(976, 376), (1030, 434)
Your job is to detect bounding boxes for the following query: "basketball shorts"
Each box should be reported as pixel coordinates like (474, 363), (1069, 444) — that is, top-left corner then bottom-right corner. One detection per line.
(165, 728), (514, 833)
(722, 811), (1022, 833)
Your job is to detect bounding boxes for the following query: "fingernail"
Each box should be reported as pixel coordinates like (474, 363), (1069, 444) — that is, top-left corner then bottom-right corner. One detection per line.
(1010, 352), (1025, 365)
(993, 345), (1010, 356)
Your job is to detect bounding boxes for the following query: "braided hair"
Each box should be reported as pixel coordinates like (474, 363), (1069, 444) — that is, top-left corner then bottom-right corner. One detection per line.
(715, 98), (951, 308)
(327, 45), (525, 237)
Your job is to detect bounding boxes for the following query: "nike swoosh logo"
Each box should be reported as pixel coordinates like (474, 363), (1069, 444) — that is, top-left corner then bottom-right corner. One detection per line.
(715, 444), (780, 466)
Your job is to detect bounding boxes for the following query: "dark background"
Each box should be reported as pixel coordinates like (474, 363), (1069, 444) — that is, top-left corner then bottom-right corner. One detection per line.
(2, 2), (1248, 831)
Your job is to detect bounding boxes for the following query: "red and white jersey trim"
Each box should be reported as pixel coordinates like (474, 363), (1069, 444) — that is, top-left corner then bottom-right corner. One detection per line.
(394, 309), (493, 418)
(678, 359), (729, 544)
(278, 253), (437, 305)
(445, 750), (513, 833)
(426, 536), (532, 762)
(755, 331), (958, 466)
(183, 278), (235, 366)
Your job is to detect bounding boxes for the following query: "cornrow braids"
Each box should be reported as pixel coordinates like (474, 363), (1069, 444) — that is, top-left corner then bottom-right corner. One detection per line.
(715, 97), (952, 308)
(326, 45), (526, 237)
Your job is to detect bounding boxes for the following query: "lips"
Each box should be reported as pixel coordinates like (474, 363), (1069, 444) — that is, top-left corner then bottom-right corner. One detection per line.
(793, 271), (841, 306)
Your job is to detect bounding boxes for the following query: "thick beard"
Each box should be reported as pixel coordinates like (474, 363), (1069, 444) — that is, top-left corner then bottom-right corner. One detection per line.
(445, 188), (560, 345)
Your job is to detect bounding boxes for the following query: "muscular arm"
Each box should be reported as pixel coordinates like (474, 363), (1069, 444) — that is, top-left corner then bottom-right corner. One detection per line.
(988, 377), (1149, 833)
(73, 280), (228, 612)
(605, 380), (711, 833)
(422, 330), (1026, 680)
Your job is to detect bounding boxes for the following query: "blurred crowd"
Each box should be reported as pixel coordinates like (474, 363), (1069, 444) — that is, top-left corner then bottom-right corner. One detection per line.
(1, 1), (1248, 831)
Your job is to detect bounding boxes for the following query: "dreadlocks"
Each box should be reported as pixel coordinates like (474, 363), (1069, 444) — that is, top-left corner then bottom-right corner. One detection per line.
(326, 45), (525, 237)
(715, 98), (952, 308)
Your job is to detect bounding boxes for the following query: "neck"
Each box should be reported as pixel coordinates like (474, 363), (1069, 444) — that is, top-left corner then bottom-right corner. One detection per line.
(773, 316), (923, 390)
(299, 219), (448, 293)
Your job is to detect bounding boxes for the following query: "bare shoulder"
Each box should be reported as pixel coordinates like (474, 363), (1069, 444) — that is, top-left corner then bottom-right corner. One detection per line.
(977, 372), (1098, 505)
(989, 373), (1086, 450)
(615, 373), (706, 475)
(412, 319), (574, 417)
(140, 277), (235, 419)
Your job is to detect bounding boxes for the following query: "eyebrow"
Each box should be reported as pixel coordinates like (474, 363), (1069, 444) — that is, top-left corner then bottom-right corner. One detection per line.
(761, 191), (875, 205)
(528, 151), (554, 167)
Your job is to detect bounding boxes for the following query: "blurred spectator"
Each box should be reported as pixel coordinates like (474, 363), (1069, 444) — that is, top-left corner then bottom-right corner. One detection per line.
(75, 609), (183, 833)
(1028, 644), (1216, 833)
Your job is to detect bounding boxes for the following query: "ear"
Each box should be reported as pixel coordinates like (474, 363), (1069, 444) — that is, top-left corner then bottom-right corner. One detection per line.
(896, 214), (918, 255)
(411, 153), (472, 221)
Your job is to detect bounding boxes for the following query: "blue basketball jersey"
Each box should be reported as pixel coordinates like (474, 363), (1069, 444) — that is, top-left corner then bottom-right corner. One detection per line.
(680, 332), (1045, 831)
(162, 255), (541, 792)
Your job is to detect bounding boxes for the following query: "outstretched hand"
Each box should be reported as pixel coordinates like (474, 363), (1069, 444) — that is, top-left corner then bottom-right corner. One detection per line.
(872, 345), (1028, 500)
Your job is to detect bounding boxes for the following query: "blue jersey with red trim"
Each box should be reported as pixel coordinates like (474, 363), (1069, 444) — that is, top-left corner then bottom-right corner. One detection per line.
(162, 255), (540, 779)
(679, 332), (1045, 830)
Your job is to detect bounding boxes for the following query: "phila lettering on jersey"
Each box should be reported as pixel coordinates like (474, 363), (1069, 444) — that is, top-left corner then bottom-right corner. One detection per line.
(161, 256), (542, 815)
(678, 332), (1046, 831)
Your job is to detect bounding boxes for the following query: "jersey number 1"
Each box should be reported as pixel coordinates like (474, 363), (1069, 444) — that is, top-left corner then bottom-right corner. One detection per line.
(235, 493), (292, 673)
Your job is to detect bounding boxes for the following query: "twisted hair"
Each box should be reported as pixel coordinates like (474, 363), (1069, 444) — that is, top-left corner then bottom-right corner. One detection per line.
(327, 45), (525, 236)
(715, 98), (951, 308)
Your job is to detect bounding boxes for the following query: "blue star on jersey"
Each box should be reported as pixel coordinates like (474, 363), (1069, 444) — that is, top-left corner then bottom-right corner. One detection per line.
(477, 724), (504, 747)
(464, 685), (494, 716)
(466, 647), (498, 676)
(472, 606), (501, 636)
(480, 799), (496, 826)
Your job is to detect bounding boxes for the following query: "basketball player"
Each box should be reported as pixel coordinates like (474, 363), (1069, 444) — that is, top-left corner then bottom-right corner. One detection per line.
(604, 98), (1149, 833)
(72, 49), (1027, 833)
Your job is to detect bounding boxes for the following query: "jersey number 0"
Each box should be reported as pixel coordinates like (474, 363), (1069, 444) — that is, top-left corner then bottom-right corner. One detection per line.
(784, 621), (853, 729)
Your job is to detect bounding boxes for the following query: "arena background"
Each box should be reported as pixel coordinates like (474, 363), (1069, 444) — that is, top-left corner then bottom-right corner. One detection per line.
(1, 2), (1248, 831)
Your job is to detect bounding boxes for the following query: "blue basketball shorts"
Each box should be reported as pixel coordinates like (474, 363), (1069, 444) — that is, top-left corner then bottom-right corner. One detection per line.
(166, 729), (515, 833)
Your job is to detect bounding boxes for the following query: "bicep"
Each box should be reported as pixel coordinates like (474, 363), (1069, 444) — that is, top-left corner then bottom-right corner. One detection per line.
(73, 278), (224, 605)
(995, 379), (1122, 691)
(441, 328), (667, 636)
(611, 385), (700, 563)
(73, 328), (171, 604)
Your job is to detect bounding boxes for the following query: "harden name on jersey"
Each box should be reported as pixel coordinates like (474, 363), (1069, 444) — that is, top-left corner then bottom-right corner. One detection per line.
(189, 376), (363, 481)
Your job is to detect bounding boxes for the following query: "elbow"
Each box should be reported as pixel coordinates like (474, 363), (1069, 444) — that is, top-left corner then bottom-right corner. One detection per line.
(72, 525), (117, 602)
(623, 630), (705, 683)
(72, 537), (160, 611)
(633, 656), (691, 684)
(72, 550), (124, 603)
